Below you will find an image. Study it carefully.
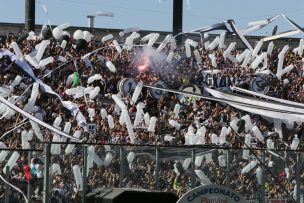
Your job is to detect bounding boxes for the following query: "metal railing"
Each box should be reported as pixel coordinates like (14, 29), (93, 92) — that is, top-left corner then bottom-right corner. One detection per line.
(0, 144), (303, 203)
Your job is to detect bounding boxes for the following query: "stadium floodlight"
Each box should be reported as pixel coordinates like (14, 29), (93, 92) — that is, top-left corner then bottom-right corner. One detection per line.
(87, 11), (114, 28)
(96, 11), (114, 17)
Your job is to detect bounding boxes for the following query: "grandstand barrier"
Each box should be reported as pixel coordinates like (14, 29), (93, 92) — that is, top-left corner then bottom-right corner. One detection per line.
(0, 145), (303, 203)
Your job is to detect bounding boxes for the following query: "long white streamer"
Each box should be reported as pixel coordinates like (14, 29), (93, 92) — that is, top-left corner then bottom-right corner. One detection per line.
(205, 87), (304, 114)
(228, 101), (304, 122)
(228, 20), (253, 51)
(241, 15), (280, 35)
(38, 1), (52, 31)
(262, 29), (300, 42)
(191, 21), (230, 33)
(281, 14), (304, 34)
(144, 85), (304, 121)
(0, 96), (82, 142)
(0, 120), (29, 140)
(232, 86), (304, 108)
(0, 49), (87, 128)
(0, 174), (28, 203)
(186, 0), (191, 9)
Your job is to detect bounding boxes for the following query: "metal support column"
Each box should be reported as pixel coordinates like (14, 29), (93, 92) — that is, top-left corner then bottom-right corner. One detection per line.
(82, 146), (88, 203)
(119, 147), (124, 187)
(28, 151), (32, 203)
(296, 152), (301, 203)
(173, 0), (183, 45)
(43, 144), (50, 203)
(25, 0), (36, 31)
(261, 151), (266, 203)
(155, 147), (160, 190)
(5, 166), (10, 203)
(226, 149), (230, 187)
(191, 149), (195, 188)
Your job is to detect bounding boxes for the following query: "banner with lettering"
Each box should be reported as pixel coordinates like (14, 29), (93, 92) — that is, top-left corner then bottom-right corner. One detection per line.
(177, 185), (247, 203)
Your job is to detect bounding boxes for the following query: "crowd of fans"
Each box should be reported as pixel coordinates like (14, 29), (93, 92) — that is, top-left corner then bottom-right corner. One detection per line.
(0, 27), (303, 202)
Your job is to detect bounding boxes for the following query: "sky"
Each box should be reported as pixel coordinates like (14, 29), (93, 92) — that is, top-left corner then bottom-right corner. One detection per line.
(1, 0), (304, 37)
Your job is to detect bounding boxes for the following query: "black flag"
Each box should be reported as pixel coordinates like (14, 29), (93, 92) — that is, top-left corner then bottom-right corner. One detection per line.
(272, 25), (278, 36)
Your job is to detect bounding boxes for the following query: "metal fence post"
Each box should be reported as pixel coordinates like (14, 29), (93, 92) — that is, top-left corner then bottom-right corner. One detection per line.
(191, 148), (195, 189)
(155, 147), (160, 190)
(5, 166), (10, 203)
(119, 147), (124, 187)
(28, 150), (32, 203)
(226, 149), (230, 187)
(82, 145), (88, 203)
(296, 152), (301, 203)
(43, 144), (50, 203)
(261, 151), (266, 203)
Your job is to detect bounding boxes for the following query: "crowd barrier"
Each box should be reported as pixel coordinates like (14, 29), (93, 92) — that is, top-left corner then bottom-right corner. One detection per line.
(0, 144), (302, 202)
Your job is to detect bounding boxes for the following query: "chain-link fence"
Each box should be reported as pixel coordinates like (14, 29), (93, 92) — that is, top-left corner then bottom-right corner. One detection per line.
(0, 145), (303, 203)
